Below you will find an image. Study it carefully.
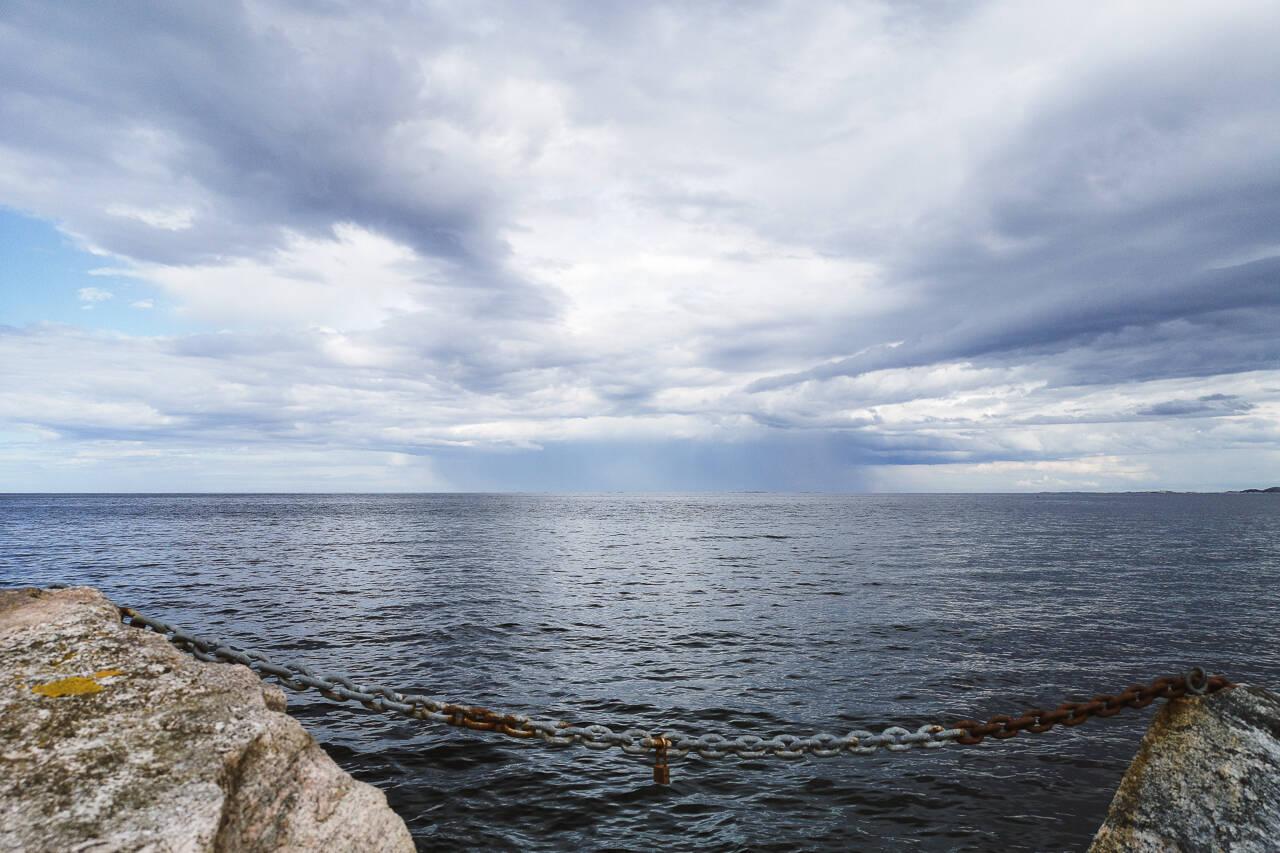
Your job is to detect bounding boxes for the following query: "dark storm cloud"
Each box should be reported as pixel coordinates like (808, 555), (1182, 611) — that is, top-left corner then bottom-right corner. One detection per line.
(1136, 394), (1254, 418)
(749, 257), (1280, 393)
(0, 0), (516, 281)
(748, 15), (1280, 398)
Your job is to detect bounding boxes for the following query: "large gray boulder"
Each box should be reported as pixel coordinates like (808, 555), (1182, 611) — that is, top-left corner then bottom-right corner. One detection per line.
(0, 586), (415, 853)
(1089, 684), (1280, 852)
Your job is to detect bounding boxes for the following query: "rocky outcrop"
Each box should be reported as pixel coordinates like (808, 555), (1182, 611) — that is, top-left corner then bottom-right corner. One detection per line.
(0, 586), (414, 853)
(1089, 684), (1280, 852)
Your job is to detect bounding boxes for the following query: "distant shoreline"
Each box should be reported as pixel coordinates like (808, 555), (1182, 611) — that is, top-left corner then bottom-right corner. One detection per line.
(0, 488), (1277, 496)
(1117, 487), (1279, 494)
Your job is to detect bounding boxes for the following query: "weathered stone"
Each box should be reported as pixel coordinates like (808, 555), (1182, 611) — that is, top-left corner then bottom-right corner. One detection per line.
(0, 586), (415, 853)
(1089, 684), (1280, 853)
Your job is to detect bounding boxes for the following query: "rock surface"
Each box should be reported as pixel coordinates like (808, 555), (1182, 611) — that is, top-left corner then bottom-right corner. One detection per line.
(1089, 684), (1280, 852)
(0, 586), (415, 853)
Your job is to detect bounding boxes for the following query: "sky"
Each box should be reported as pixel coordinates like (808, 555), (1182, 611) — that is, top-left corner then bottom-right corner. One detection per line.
(1, 0), (1278, 493)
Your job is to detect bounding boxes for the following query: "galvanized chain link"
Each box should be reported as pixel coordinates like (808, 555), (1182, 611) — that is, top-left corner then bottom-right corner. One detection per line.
(115, 604), (1233, 782)
(117, 607), (966, 765)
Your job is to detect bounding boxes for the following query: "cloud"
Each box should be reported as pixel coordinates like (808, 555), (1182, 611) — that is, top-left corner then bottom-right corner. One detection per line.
(105, 204), (195, 232)
(131, 224), (447, 330)
(1136, 394), (1254, 418)
(1, 0), (1279, 490)
(76, 286), (113, 306)
(0, 1), (544, 287)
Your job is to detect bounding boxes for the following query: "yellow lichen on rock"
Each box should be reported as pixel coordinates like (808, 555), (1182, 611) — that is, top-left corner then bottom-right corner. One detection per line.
(1088, 685), (1280, 851)
(2, 586), (416, 852)
(32, 676), (102, 697)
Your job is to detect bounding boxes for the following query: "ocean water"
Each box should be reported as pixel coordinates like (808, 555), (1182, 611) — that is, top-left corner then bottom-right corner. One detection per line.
(2, 492), (1278, 852)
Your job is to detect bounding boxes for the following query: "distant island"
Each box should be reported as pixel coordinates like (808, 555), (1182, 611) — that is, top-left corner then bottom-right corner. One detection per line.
(1118, 487), (1279, 494)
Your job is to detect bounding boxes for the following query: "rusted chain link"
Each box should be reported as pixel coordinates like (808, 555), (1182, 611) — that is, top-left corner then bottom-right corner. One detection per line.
(952, 668), (1233, 744)
(116, 604), (1234, 782)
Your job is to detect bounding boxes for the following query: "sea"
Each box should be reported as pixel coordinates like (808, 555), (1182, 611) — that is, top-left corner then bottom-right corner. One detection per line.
(2, 492), (1278, 852)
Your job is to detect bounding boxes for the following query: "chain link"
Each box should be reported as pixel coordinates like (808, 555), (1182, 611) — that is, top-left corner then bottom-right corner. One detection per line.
(951, 668), (1234, 744)
(116, 604), (1234, 782)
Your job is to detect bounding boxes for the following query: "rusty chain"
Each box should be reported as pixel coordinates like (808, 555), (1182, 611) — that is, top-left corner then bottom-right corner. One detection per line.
(115, 603), (1234, 783)
(952, 669), (1233, 744)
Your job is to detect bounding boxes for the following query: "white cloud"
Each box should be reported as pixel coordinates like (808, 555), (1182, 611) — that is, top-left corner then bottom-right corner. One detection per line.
(106, 204), (195, 231)
(76, 286), (113, 309)
(127, 224), (440, 330)
(76, 286), (113, 302)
